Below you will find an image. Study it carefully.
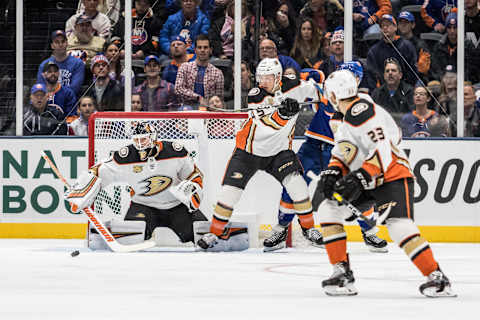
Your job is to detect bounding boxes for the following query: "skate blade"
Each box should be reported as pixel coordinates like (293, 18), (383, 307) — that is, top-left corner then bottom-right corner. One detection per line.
(421, 286), (458, 298)
(367, 245), (388, 253)
(263, 242), (286, 252)
(323, 284), (358, 296)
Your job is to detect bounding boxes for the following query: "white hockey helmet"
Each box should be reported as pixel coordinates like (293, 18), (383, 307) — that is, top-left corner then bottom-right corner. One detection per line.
(324, 69), (358, 111)
(256, 58), (283, 91)
(131, 121), (157, 150)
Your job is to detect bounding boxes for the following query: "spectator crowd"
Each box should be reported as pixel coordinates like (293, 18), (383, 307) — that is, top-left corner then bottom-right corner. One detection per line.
(8, 0), (480, 138)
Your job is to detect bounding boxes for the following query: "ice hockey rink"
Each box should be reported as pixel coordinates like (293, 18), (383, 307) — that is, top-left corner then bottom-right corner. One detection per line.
(0, 240), (477, 320)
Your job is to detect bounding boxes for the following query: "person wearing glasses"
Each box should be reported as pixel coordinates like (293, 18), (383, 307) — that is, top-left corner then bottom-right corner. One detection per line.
(371, 57), (414, 122)
(259, 38), (301, 73)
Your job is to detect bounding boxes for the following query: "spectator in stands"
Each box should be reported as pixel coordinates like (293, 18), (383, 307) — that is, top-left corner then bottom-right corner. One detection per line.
(85, 54), (124, 111)
(159, 0), (210, 56)
(241, 60), (253, 108)
(37, 30), (85, 97)
(401, 85), (439, 137)
(162, 35), (196, 84)
(431, 13), (457, 81)
(67, 15), (106, 68)
(23, 83), (67, 136)
(132, 93), (143, 111)
(209, 0), (235, 59)
(76, 0), (121, 29)
(420, 0), (457, 33)
(290, 18), (324, 69)
(319, 28), (345, 78)
(66, 0), (111, 40)
(463, 83), (480, 137)
(365, 14), (418, 88)
(104, 39), (127, 84)
(437, 65), (457, 134)
(265, 1), (296, 56)
(42, 61), (78, 120)
(134, 55), (179, 111)
(353, 0), (392, 37)
(113, 0), (163, 60)
(166, 0), (216, 19)
(372, 57), (414, 117)
(208, 95), (225, 111)
(466, 0), (480, 39)
(397, 11), (432, 81)
(299, 0), (344, 34)
(259, 38), (301, 72)
(175, 35), (224, 107)
(68, 96), (96, 136)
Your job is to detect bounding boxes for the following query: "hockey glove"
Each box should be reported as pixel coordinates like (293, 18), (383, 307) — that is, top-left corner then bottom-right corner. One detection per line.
(334, 168), (372, 203)
(315, 166), (343, 200)
(170, 180), (203, 212)
(278, 98), (300, 117)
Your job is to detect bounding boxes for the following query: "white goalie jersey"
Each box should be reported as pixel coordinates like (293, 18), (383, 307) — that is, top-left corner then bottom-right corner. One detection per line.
(89, 141), (203, 210)
(238, 76), (320, 157)
(329, 98), (413, 188)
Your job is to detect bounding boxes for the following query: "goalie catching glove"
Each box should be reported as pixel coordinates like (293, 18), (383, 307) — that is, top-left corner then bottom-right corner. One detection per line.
(169, 180), (203, 212)
(64, 171), (102, 213)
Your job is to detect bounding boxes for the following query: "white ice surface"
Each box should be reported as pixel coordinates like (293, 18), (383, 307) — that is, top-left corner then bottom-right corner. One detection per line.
(0, 240), (478, 320)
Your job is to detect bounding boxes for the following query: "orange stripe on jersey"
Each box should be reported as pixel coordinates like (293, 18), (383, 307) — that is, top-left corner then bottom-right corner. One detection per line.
(271, 111), (289, 127)
(235, 118), (253, 150)
(329, 156), (349, 176)
(383, 153), (414, 182)
(362, 150), (384, 178)
(404, 178), (411, 219)
(304, 130), (334, 143)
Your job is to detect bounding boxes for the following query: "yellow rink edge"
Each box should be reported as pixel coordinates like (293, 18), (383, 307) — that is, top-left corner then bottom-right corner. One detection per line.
(0, 223), (479, 242)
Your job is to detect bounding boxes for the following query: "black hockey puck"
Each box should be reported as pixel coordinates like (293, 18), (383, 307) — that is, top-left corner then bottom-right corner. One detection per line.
(71, 250), (80, 257)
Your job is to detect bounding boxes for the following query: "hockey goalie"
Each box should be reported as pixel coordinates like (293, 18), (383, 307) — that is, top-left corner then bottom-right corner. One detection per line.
(64, 121), (248, 251)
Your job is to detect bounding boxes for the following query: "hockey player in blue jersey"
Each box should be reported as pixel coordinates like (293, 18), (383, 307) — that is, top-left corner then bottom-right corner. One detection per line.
(263, 62), (388, 252)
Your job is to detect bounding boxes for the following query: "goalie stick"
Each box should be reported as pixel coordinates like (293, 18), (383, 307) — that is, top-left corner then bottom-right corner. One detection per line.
(41, 152), (156, 253)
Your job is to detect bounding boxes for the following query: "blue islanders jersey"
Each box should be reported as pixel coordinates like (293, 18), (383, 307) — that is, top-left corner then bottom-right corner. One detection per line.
(304, 99), (336, 145)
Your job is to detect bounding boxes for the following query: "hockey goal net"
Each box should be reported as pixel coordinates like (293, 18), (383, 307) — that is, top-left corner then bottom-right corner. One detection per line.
(89, 111), (307, 248)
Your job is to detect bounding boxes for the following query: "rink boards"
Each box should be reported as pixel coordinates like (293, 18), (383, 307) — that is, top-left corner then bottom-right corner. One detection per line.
(0, 137), (479, 242)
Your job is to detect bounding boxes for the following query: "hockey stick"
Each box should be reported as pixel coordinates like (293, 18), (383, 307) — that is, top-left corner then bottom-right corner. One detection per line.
(41, 152), (156, 252)
(307, 171), (376, 228)
(208, 100), (325, 113)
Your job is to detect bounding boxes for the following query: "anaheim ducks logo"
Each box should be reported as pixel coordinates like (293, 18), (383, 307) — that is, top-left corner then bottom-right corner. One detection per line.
(338, 141), (358, 165)
(140, 176), (172, 196)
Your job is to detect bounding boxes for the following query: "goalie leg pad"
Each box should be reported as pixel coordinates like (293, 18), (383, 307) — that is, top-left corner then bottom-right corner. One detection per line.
(194, 221), (249, 252)
(88, 219), (146, 251)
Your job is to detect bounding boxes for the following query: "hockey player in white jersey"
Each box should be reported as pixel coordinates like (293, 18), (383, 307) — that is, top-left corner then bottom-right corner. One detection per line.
(197, 57), (323, 249)
(315, 69), (456, 297)
(64, 121), (239, 249)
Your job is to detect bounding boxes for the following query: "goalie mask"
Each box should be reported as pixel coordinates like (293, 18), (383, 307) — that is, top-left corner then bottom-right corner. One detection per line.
(324, 69), (358, 111)
(256, 58), (283, 93)
(131, 122), (157, 151)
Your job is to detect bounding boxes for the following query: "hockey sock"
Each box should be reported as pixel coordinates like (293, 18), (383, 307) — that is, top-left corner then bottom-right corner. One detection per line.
(321, 223), (348, 264)
(293, 198), (314, 229)
(211, 202), (233, 236)
(399, 234), (439, 276)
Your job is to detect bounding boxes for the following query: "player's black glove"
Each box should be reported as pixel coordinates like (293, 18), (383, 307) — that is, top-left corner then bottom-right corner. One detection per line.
(278, 98), (300, 117)
(334, 168), (372, 203)
(315, 166), (343, 200)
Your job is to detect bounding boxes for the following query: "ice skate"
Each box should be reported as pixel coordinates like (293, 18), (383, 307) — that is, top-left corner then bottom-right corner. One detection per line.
(362, 230), (388, 253)
(263, 224), (288, 252)
(302, 227), (324, 248)
(420, 269), (457, 298)
(322, 257), (358, 296)
(197, 233), (219, 249)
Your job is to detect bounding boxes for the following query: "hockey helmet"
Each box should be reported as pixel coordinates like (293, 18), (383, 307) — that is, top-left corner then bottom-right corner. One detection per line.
(256, 58), (283, 92)
(339, 61), (363, 83)
(324, 69), (358, 111)
(131, 121), (157, 150)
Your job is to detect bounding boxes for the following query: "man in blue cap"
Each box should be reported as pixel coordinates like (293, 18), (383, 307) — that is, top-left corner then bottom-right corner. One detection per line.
(397, 11), (432, 81)
(431, 13), (457, 81)
(134, 55), (179, 111)
(23, 83), (67, 135)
